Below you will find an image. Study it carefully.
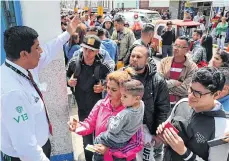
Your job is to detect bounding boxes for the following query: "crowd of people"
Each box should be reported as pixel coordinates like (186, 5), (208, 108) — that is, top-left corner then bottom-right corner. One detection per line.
(62, 12), (229, 161)
(1, 10), (229, 161)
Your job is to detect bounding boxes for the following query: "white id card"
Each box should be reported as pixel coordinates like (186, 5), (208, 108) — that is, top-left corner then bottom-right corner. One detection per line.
(85, 144), (95, 152)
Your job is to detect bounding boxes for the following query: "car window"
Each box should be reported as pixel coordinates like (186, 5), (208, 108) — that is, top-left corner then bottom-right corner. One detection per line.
(157, 25), (165, 36)
(140, 16), (150, 23)
(147, 13), (161, 20)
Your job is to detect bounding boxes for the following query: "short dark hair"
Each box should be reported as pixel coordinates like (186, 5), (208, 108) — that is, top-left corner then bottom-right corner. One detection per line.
(97, 15), (102, 20)
(193, 29), (203, 37)
(216, 50), (229, 67)
(113, 15), (125, 24)
(142, 23), (154, 33)
(192, 67), (225, 93)
(121, 79), (144, 98)
(218, 67), (229, 86)
(4, 26), (38, 61)
(97, 27), (105, 37)
(97, 28), (110, 38)
(166, 21), (172, 26)
(177, 36), (189, 47)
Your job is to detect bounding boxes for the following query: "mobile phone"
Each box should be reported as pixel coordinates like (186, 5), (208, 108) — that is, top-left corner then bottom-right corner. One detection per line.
(207, 136), (229, 147)
(164, 122), (179, 134)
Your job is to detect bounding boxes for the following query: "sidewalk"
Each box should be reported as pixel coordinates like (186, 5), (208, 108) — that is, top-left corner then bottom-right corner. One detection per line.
(68, 90), (85, 161)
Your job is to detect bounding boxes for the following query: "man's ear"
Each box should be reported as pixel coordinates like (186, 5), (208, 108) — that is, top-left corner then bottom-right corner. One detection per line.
(225, 85), (229, 94)
(213, 91), (220, 98)
(20, 51), (29, 60)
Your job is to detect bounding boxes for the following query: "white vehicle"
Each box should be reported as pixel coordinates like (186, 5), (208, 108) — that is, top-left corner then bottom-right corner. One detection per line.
(129, 9), (161, 22)
(115, 12), (150, 28)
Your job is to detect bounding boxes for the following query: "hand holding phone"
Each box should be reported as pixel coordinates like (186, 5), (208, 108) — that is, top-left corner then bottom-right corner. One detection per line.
(67, 118), (78, 132)
(164, 122), (179, 134)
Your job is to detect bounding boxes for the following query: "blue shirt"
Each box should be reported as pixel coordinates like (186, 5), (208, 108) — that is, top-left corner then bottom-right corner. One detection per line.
(218, 94), (229, 112)
(64, 43), (80, 61)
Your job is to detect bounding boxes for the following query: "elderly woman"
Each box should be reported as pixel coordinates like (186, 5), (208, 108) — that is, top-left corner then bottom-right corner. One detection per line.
(209, 50), (229, 68)
(68, 68), (143, 161)
(157, 67), (229, 161)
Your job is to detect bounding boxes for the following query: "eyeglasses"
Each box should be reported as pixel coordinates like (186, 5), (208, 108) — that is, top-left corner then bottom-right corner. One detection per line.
(188, 87), (212, 98)
(173, 44), (188, 49)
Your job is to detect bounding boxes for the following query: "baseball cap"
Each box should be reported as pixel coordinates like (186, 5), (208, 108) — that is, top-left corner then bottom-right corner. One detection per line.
(81, 35), (101, 51)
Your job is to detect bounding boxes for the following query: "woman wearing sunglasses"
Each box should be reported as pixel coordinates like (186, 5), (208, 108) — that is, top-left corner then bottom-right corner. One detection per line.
(156, 67), (229, 161)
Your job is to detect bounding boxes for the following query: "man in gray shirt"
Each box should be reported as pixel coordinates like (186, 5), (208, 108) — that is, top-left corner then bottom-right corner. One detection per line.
(93, 79), (144, 161)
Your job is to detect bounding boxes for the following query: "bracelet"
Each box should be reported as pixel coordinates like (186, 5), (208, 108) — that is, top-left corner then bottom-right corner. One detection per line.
(180, 149), (193, 161)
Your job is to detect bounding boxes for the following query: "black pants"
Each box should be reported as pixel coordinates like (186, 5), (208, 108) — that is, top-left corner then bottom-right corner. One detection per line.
(83, 133), (94, 161)
(1, 139), (51, 161)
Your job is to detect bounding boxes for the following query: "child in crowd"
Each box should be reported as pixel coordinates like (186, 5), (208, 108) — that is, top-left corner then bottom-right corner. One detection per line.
(93, 79), (145, 161)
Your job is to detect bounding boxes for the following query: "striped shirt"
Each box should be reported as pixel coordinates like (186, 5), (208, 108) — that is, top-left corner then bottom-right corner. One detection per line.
(169, 61), (184, 104)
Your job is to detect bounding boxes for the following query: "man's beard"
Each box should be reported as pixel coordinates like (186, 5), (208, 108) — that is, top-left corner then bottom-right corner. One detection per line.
(130, 64), (145, 71)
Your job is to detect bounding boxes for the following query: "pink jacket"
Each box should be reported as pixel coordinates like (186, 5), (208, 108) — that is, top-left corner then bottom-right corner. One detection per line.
(76, 96), (143, 161)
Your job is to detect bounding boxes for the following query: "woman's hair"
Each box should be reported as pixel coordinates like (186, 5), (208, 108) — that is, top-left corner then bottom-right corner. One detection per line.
(216, 50), (229, 67)
(201, 35), (213, 62)
(107, 67), (135, 85)
(76, 23), (87, 44)
(69, 33), (79, 47)
(121, 79), (144, 98)
(192, 67), (225, 93)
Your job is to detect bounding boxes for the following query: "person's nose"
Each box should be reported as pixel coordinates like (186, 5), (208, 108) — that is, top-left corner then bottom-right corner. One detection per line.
(107, 89), (111, 96)
(39, 47), (43, 56)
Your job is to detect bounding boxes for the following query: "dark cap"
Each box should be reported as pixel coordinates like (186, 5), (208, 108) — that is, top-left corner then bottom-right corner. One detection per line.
(81, 35), (101, 51)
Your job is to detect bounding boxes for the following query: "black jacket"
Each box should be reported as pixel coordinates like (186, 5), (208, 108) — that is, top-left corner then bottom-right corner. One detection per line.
(164, 98), (229, 161)
(66, 52), (111, 120)
(161, 28), (175, 45)
(133, 58), (170, 135)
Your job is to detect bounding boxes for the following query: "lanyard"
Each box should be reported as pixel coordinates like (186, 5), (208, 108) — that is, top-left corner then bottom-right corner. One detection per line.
(5, 61), (53, 135)
(5, 61), (30, 81)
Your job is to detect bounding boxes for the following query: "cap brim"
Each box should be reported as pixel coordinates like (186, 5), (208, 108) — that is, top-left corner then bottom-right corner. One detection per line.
(81, 44), (99, 51)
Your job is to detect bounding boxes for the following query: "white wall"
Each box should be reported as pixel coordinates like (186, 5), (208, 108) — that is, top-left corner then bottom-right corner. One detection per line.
(149, 0), (170, 7)
(20, 1), (73, 158)
(20, 1), (62, 60)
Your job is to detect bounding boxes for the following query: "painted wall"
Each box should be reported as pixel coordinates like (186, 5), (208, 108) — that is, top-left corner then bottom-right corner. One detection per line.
(149, 0), (170, 7)
(20, 1), (73, 160)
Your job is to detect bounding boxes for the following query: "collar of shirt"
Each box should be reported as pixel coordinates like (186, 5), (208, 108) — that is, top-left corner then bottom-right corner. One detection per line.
(5, 59), (29, 77)
(211, 100), (222, 111)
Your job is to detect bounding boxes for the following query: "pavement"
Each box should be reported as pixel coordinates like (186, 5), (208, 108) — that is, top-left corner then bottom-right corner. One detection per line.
(69, 57), (162, 161)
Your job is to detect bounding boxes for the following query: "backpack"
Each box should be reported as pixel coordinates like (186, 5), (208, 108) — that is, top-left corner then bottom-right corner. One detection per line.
(73, 51), (105, 81)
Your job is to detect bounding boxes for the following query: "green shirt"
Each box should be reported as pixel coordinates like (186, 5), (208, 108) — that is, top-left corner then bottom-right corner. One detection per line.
(216, 22), (228, 36)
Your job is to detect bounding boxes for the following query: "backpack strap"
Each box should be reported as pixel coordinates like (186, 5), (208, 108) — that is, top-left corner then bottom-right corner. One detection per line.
(73, 52), (82, 78)
(94, 65), (101, 81)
